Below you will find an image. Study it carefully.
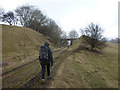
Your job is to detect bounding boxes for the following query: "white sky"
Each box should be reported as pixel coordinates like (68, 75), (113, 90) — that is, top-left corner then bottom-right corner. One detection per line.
(0, 0), (119, 39)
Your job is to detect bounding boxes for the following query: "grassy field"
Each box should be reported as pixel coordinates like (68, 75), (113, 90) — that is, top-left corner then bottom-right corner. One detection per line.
(49, 41), (118, 88)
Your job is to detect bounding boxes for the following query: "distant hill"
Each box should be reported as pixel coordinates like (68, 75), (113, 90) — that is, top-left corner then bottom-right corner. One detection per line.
(2, 24), (53, 67)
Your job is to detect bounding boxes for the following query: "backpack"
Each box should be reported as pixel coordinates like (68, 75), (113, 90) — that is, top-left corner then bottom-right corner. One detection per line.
(39, 45), (49, 64)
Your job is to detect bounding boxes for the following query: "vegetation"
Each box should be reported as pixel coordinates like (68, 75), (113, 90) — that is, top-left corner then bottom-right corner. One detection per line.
(80, 23), (106, 50)
(2, 11), (15, 25)
(1, 24), (118, 88)
(0, 8), (5, 21)
(2, 24), (53, 73)
(2, 24), (65, 88)
(1, 4), (118, 88)
(49, 37), (118, 88)
(69, 29), (79, 39)
(2, 44), (65, 88)
(1, 5), (62, 45)
(60, 31), (69, 46)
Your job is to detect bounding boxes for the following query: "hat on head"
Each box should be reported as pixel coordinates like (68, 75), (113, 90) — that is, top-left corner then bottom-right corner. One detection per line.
(44, 42), (49, 47)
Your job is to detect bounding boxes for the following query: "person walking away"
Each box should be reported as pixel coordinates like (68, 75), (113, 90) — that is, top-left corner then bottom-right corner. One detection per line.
(39, 42), (53, 84)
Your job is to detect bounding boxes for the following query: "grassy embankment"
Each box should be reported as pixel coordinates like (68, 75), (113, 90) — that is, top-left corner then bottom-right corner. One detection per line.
(49, 37), (118, 88)
(2, 24), (54, 73)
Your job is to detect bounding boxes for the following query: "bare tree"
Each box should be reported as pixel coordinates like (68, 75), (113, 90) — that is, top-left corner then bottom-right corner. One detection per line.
(15, 5), (47, 28)
(46, 19), (62, 45)
(61, 31), (68, 39)
(68, 29), (79, 46)
(15, 5), (62, 45)
(69, 29), (79, 39)
(0, 8), (5, 21)
(2, 11), (15, 25)
(80, 22), (106, 50)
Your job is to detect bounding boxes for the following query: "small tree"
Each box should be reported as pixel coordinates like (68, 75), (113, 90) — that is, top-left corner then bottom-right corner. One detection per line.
(2, 11), (15, 25)
(69, 29), (79, 39)
(80, 22), (106, 50)
(68, 29), (79, 45)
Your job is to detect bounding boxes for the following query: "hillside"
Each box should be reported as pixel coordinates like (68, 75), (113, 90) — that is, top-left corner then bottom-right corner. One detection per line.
(2, 24), (67, 88)
(48, 36), (118, 88)
(2, 24), (53, 72)
(1, 25), (118, 88)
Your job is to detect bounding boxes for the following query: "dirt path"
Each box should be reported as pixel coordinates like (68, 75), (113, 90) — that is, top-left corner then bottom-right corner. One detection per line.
(2, 49), (61, 77)
(20, 48), (68, 88)
(33, 49), (69, 88)
(2, 59), (38, 76)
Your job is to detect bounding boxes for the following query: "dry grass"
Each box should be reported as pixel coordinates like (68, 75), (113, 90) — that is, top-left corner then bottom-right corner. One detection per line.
(2, 24), (53, 72)
(2, 24), (57, 88)
(49, 40), (118, 88)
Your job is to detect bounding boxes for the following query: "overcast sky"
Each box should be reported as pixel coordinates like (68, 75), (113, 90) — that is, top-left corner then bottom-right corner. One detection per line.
(0, 0), (119, 39)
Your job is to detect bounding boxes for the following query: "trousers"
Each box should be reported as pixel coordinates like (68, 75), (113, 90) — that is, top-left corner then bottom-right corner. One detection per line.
(41, 63), (50, 79)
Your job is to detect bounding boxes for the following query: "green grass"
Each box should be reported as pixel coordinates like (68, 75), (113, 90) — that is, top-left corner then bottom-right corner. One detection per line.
(49, 42), (118, 88)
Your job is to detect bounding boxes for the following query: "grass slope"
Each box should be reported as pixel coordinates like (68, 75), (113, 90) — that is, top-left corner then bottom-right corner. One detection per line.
(49, 38), (118, 88)
(2, 24), (60, 88)
(2, 24), (53, 72)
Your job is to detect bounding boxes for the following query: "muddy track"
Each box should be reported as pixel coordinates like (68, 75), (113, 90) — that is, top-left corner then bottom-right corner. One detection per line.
(20, 48), (68, 88)
(2, 59), (38, 76)
(2, 49), (61, 77)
